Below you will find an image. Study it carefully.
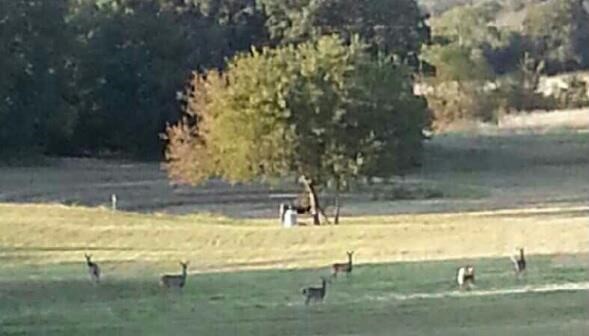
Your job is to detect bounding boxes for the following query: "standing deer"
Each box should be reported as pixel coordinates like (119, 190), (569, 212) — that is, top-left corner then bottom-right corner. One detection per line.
(160, 261), (189, 289)
(84, 254), (101, 284)
(456, 265), (475, 290)
(301, 277), (327, 305)
(332, 251), (354, 278)
(510, 248), (526, 277)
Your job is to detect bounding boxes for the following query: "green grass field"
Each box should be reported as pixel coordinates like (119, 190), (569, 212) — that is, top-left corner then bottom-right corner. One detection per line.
(1, 127), (588, 335)
(1, 253), (587, 335)
(1, 204), (588, 335)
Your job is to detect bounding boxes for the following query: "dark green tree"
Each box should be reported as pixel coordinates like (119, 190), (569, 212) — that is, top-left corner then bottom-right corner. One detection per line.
(164, 35), (428, 223)
(0, 0), (77, 155)
(523, 0), (589, 73)
(69, 0), (267, 157)
(258, 0), (429, 66)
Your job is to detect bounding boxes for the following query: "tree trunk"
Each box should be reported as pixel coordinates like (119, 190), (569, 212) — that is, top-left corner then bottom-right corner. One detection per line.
(334, 180), (341, 225)
(334, 192), (340, 225)
(301, 175), (330, 225)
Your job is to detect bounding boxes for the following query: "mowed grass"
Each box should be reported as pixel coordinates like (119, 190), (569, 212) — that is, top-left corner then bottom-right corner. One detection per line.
(0, 203), (588, 271)
(1, 254), (587, 336)
(1, 203), (588, 335)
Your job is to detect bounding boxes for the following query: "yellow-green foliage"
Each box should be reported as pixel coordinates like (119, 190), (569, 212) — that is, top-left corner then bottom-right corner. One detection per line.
(165, 35), (427, 187)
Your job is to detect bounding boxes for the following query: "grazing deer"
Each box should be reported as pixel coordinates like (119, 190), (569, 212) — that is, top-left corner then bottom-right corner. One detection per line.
(456, 265), (475, 290)
(510, 248), (526, 277)
(160, 261), (189, 289)
(84, 254), (101, 283)
(301, 277), (327, 305)
(332, 251), (354, 278)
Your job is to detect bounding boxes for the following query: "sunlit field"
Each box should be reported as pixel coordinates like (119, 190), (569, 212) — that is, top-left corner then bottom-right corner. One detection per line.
(1, 126), (588, 335)
(1, 204), (588, 270)
(1, 203), (588, 335)
(3, 0), (589, 334)
(1, 240), (587, 335)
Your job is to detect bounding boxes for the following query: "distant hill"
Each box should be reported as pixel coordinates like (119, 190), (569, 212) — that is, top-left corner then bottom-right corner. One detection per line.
(419, 0), (488, 16)
(420, 0), (589, 29)
(419, 0), (588, 17)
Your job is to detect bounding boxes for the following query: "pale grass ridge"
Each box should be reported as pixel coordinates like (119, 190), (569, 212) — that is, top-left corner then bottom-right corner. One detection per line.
(0, 203), (587, 274)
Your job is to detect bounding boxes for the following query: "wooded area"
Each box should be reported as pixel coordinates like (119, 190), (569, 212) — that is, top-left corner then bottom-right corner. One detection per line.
(1, 0), (588, 174)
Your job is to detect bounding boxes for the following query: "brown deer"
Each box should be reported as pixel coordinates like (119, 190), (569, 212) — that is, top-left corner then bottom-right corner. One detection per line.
(456, 265), (475, 290)
(510, 248), (526, 277)
(160, 261), (189, 289)
(332, 251), (354, 278)
(301, 277), (327, 305)
(84, 254), (101, 283)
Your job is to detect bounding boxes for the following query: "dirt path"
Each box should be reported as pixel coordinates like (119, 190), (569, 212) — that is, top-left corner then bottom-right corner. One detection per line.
(367, 282), (589, 302)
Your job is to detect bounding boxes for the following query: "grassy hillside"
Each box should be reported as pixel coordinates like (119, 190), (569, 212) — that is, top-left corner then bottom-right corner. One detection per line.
(1, 172), (587, 335)
(0, 203), (587, 272)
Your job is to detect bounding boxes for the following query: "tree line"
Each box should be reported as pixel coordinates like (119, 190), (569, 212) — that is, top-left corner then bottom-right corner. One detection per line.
(0, 0), (430, 159)
(421, 0), (589, 128)
(1, 0), (588, 168)
(1, 0), (267, 158)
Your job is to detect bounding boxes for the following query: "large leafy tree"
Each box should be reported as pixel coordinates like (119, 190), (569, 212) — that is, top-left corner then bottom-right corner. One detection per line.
(70, 1), (203, 156)
(0, 0), (77, 154)
(69, 0), (267, 157)
(420, 43), (498, 128)
(428, 2), (500, 48)
(164, 35), (428, 219)
(258, 0), (429, 66)
(428, 2), (527, 75)
(523, 0), (589, 73)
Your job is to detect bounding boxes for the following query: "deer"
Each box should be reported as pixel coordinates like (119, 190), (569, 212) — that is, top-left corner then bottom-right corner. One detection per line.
(332, 251), (354, 278)
(510, 247), (526, 277)
(301, 277), (327, 305)
(160, 261), (189, 289)
(84, 253), (101, 284)
(456, 265), (475, 290)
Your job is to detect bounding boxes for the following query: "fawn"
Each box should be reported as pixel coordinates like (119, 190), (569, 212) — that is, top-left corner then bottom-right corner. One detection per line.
(84, 254), (101, 283)
(510, 248), (526, 277)
(332, 251), (354, 278)
(160, 261), (189, 289)
(301, 277), (327, 305)
(456, 265), (475, 290)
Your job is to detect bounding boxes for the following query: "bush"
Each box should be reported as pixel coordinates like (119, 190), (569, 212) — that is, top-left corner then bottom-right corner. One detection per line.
(553, 76), (589, 109)
(496, 76), (557, 113)
(424, 80), (501, 129)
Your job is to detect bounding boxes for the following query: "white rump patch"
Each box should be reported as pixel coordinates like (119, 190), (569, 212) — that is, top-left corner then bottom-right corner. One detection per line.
(456, 267), (465, 286)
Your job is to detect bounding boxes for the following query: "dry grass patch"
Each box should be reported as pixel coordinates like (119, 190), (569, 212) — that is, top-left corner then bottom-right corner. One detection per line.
(1, 203), (587, 274)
